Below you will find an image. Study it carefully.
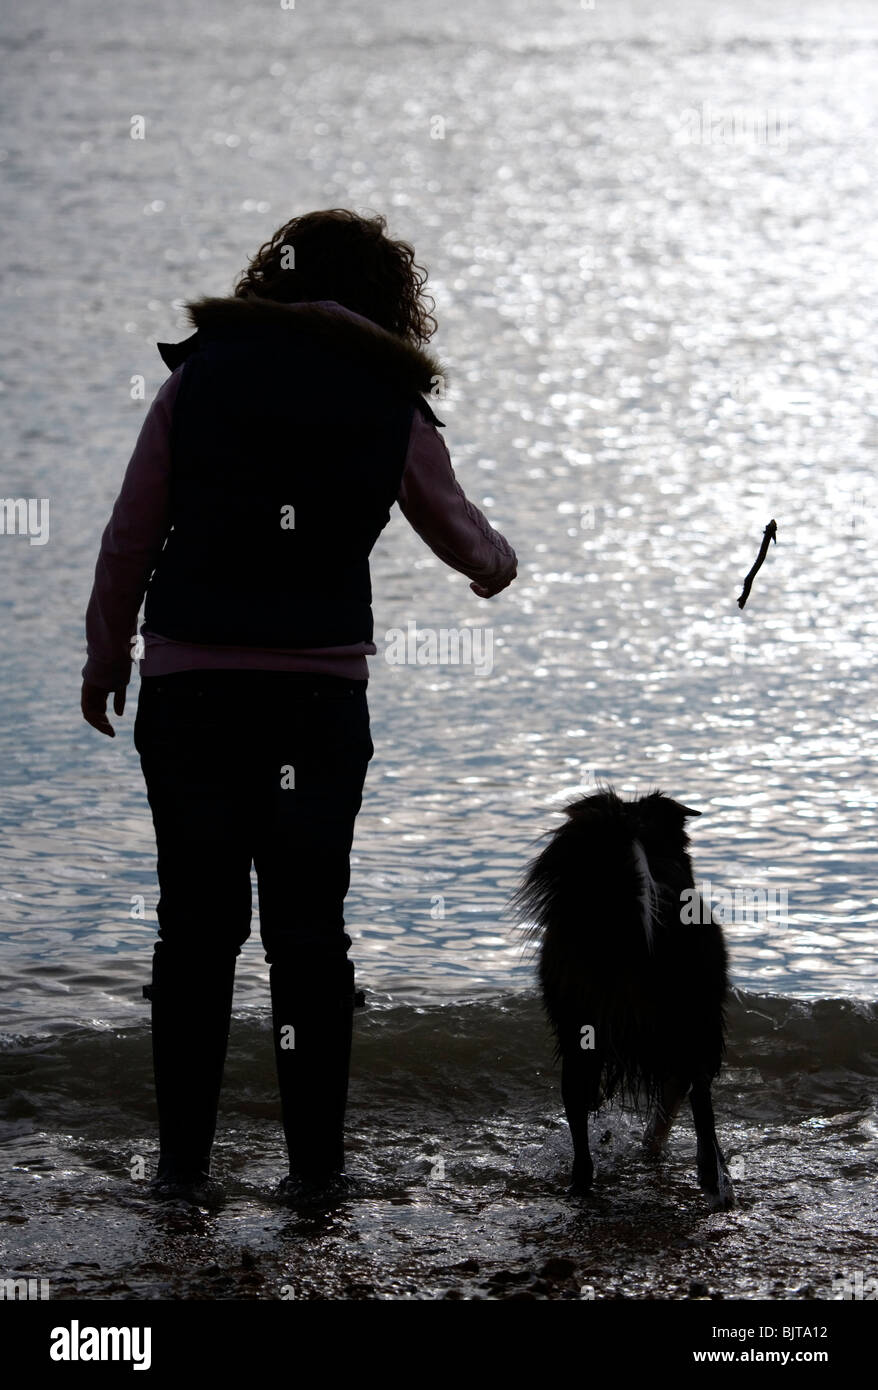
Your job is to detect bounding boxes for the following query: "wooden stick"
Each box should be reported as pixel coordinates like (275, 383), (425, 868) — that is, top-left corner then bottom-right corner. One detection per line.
(737, 519), (777, 609)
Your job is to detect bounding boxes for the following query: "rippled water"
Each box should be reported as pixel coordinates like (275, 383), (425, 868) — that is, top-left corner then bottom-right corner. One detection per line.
(3, 991), (877, 1299)
(1, 0), (877, 1298)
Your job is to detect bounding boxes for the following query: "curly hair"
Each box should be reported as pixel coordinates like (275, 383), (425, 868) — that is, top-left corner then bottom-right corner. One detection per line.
(232, 208), (437, 347)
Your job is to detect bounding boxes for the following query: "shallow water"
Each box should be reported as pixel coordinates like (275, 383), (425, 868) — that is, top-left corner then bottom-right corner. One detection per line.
(1, 0), (877, 1299)
(2, 992), (876, 1299)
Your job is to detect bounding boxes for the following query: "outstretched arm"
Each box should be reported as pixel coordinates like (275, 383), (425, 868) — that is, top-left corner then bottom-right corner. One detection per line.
(397, 409), (517, 598)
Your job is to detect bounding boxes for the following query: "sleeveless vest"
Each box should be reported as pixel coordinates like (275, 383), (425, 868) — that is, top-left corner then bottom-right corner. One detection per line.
(143, 295), (444, 649)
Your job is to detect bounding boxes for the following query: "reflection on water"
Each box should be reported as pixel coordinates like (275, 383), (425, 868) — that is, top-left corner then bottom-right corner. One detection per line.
(1, 0), (877, 1033)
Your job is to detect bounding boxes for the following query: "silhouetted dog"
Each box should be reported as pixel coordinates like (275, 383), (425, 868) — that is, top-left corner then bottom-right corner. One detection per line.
(514, 788), (734, 1209)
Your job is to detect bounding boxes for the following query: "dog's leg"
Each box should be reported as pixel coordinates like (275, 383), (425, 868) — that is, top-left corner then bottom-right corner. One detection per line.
(561, 1047), (600, 1192)
(642, 1075), (689, 1158)
(690, 1075), (735, 1210)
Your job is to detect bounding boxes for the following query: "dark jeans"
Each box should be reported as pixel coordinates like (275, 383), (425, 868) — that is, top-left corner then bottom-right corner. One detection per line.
(133, 669), (373, 966)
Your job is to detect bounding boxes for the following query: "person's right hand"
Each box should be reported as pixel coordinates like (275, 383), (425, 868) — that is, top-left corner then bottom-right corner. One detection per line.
(471, 564), (516, 598)
(81, 679), (126, 738)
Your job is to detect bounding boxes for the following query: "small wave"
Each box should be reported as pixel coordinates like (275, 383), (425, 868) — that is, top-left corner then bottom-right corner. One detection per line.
(1, 991), (875, 1135)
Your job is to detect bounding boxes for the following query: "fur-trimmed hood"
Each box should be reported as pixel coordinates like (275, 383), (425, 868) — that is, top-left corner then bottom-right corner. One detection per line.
(157, 294), (446, 410)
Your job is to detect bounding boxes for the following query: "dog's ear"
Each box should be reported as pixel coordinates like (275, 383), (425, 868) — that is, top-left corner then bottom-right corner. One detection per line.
(653, 796), (702, 820)
(641, 791), (701, 820)
(564, 789), (618, 820)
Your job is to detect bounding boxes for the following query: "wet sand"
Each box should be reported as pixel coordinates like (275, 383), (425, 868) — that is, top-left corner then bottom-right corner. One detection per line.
(4, 993), (875, 1302)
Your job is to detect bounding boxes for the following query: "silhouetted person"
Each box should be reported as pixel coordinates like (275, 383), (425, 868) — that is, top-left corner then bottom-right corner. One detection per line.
(81, 208), (517, 1204)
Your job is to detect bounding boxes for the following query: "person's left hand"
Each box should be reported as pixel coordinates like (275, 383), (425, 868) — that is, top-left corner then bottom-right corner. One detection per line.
(81, 680), (126, 738)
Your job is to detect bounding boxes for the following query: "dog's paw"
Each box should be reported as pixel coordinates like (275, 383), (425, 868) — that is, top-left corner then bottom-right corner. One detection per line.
(568, 1162), (594, 1196)
(567, 1180), (594, 1199)
(704, 1169), (735, 1211)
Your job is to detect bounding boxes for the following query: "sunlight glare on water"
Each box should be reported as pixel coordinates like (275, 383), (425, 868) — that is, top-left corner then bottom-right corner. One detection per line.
(0, 0), (876, 1028)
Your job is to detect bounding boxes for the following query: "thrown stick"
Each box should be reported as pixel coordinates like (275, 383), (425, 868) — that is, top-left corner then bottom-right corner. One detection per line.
(737, 519), (777, 609)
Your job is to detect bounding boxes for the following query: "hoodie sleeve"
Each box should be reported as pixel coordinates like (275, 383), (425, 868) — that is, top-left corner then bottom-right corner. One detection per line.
(81, 369), (182, 688)
(397, 409), (517, 590)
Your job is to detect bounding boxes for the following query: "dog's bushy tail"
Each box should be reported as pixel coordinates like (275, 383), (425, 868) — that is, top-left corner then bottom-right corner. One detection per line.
(512, 800), (682, 1112)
